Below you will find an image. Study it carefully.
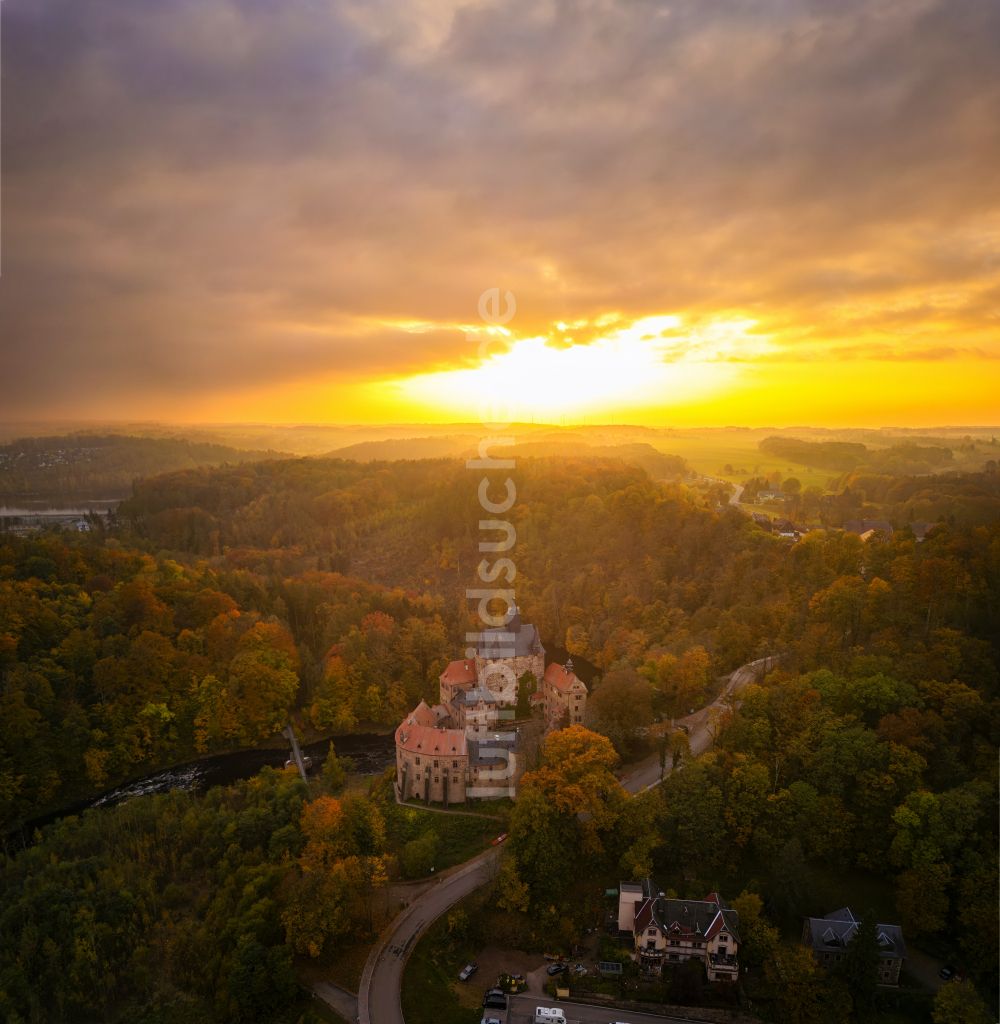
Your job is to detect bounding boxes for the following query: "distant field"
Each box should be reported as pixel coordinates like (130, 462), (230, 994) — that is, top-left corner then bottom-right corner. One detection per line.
(648, 433), (838, 489)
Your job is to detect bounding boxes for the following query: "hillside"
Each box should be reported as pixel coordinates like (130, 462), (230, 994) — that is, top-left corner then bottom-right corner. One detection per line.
(0, 434), (286, 501)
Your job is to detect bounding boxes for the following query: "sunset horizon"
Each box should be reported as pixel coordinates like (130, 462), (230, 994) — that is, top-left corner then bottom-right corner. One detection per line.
(1, 4), (998, 1022)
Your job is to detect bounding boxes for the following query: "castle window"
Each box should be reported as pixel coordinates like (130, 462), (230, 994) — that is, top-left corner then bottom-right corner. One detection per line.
(415, 757), (421, 765)
(452, 760), (458, 768)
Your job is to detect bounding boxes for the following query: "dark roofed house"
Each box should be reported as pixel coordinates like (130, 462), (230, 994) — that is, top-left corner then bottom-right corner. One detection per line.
(618, 879), (740, 981)
(802, 907), (906, 985)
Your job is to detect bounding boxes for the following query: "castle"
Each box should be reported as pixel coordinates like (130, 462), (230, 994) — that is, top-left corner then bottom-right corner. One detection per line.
(394, 611), (588, 804)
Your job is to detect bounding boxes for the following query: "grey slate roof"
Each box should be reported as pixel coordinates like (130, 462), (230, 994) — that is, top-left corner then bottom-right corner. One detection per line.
(455, 687), (499, 705)
(804, 907), (906, 959)
(477, 613), (544, 659)
(630, 879), (740, 943)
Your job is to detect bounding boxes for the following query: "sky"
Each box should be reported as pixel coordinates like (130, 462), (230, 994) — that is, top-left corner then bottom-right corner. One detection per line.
(1, 0), (999, 427)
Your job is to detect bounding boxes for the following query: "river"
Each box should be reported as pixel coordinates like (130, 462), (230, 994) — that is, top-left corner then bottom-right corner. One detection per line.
(4, 731), (396, 850)
(5, 644), (596, 848)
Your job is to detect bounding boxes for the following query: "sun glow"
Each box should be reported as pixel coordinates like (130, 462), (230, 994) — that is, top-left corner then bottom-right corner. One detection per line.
(392, 315), (769, 421)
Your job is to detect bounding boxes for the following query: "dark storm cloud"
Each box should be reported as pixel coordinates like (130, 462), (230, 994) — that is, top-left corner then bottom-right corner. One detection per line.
(1, 0), (998, 415)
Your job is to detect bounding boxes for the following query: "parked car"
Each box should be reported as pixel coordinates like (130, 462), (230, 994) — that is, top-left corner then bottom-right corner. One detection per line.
(458, 962), (478, 981)
(572, 963), (587, 975)
(491, 832), (508, 845)
(939, 965), (955, 980)
(480, 1018), (502, 1024)
(546, 963), (567, 976)
(483, 988), (507, 1010)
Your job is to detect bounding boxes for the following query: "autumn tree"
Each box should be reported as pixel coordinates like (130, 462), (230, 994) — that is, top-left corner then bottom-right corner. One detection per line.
(932, 981), (993, 1024)
(505, 726), (625, 910)
(589, 664), (655, 754)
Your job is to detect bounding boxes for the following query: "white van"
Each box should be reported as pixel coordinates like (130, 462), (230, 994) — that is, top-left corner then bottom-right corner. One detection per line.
(534, 1009), (567, 1024)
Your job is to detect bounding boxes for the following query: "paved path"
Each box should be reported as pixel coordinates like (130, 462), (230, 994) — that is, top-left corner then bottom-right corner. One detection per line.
(904, 946), (945, 991)
(395, 795), (503, 819)
(312, 981), (358, 1022)
(354, 846), (501, 1024)
(619, 656), (777, 794)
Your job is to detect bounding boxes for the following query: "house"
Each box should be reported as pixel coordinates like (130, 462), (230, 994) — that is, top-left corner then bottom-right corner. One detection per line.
(618, 879), (741, 982)
(540, 658), (588, 729)
(756, 490), (786, 504)
(802, 907), (906, 985)
(844, 519), (894, 539)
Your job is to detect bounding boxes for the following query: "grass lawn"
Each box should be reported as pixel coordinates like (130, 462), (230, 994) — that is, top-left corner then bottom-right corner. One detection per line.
(386, 800), (508, 876)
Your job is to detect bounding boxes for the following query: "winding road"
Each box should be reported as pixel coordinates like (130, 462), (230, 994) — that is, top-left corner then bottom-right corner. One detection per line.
(342, 654), (777, 1024)
(620, 655), (777, 793)
(357, 846), (501, 1024)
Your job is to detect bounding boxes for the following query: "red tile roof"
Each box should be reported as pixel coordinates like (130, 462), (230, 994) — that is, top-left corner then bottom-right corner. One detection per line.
(406, 700), (437, 727)
(440, 659), (478, 685)
(544, 662), (586, 694)
(395, 713), (468, 758)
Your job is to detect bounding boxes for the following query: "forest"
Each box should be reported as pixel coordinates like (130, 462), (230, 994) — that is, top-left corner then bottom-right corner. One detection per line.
(0, 752), (489, 1024)
(0, 533), (454, 830)
(0, 434), (283, 501)
(0, 453), (997, 1022)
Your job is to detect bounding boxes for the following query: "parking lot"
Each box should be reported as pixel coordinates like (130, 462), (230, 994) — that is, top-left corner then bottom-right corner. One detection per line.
(497, 993), (724, 1024)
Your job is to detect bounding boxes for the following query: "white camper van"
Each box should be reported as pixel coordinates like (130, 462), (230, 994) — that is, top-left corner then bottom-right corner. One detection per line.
(534, 1008), (567, 1024)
